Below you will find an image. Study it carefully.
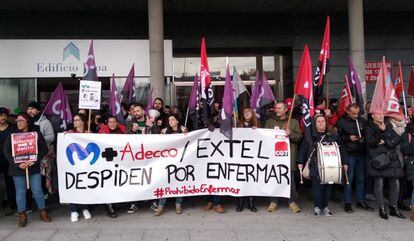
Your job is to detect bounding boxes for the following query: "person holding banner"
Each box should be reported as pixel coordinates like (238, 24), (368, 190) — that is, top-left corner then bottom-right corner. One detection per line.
(66, 113), (93, 222)
(336, 103), (374, 213)
(236, 107), (259, 212)
(153, 98), (168, 129)
(265, 101), (303, 213)
(365, 114), (406, 220)
(297, 115), (348, 218)
(155, 113), (188, 216)
(3, 112), (51, 227)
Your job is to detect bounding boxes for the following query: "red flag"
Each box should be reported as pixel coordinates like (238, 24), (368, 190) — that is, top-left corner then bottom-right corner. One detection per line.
(408, 66), (414, 96)
(369, 58), (388, 115)
(295, 45), (314, 143)
(200, 37), (214, 126)
(313, 16), (330, 103)
(384, 78), (404, 119)
(338, 75), (353, 117)
(394, 63), (404, 98)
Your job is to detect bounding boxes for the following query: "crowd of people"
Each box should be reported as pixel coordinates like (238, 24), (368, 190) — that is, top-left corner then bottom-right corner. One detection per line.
(1, 96), (414, 228)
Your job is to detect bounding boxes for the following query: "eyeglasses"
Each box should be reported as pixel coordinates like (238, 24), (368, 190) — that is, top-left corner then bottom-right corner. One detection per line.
(73, 119), (82, 122)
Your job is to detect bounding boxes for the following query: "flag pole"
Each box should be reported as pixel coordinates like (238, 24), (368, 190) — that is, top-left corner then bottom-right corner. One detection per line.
(286, 94), (297, 130)
(88, 109), (92, 133)
(399, 62), (409, 123)
(326, 73), (330, 108)
(184, 107), (190, 128)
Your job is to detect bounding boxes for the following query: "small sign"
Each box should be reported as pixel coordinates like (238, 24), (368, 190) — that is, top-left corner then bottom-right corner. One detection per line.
(11, 132), (38, 164)
(79, 80), (102, 110)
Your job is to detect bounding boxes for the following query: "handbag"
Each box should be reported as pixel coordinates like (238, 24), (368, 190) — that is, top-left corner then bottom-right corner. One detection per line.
(370, 152), (390, 170)
(302, 135), (325, 180)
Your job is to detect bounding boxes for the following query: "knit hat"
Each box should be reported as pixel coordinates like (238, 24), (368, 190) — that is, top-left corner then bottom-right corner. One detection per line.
(0, 107), (10, 115)
(27, 101), (41, 110)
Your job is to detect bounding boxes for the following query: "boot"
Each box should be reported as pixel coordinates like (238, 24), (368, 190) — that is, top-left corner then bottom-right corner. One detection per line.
(410, 206), (414, 222)
(18, 212), (27, 227)
(39, 209), (51, 222)
(236, 198), (244, 212)
(389, 205), (406, 219)
(398, 201), (411, 211)
(379, 206), (388, 220)
(106, 204), (117, 218)
(248, 197), (257, 212)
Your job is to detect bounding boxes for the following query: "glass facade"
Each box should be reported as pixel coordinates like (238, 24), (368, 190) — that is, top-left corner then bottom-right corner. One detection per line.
(0, 78), (36, 113)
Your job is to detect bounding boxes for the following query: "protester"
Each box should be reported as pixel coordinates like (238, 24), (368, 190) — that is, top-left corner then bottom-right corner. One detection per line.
(0, 107), (16, 216)
(153, 98), (168, 129)
(265, 101), (303, 213)
(297, 115), (348, 217)
(66, 114), (93, 222)
(155, 114), (187, 216)
(126, 103), (146, 135)
(365, 114), (405, 220)
(336, 103), (374, 213)
(400, 121), (414, 222)
(3, 112), (51, 227)
(236, 108), (259, 212)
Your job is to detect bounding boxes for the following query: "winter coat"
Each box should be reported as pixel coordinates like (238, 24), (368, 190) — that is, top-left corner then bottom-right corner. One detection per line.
(34, 115), (55, 145)
(3, 126), (48, 176)
(400, 126), (414, 181)
(335, 115), (366, 156)
(265, 115), (303, 171)
(364, 120), (404, 178)
(297, 131), (348, 179)
(98, 124), (127, 134)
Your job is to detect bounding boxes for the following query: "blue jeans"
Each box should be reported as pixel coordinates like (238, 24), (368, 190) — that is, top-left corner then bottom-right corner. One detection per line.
(13, 173), (45, 213)
(344, 155), (365, 203)
(158, 197), (183, 207)
(210, 196), (221, 206)
(312, 178), (331, 209)
(69, 204), (90, 213)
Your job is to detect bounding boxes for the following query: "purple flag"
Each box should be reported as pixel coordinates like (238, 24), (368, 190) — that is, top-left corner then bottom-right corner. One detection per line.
(186, 74), (200, 130)
(42, 82), (73, 131)
(121, 64), (136, 103)
(220, 65), (234, 139)
(83, 40), (98, 81)
(250, 72), (275, 119)
(110, 74), (125, 124)
(348, 55), (365, 114)
(145, 87), (153, 114)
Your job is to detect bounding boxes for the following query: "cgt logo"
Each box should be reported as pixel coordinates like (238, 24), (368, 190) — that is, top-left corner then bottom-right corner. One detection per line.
(275, 141), (289, 156)
(66, 143), (100, 166)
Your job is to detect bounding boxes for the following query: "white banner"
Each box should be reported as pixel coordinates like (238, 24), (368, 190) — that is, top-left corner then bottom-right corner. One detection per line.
(57, 128), (291, 204)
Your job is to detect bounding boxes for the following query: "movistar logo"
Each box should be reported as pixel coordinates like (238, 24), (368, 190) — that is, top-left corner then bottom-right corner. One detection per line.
(63, 42), (80, 61)
(66, 143), (100, 166)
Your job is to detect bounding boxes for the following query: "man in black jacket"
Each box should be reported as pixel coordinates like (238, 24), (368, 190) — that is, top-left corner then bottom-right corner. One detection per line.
(336, 103), (374, 213)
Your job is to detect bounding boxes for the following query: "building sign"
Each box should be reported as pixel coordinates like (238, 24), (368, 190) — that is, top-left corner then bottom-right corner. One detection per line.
(0, 40), (173, 78)
(365, 61), (392, 83)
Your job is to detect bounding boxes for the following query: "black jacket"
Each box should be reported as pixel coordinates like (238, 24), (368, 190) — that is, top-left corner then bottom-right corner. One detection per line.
(400, 126), (414, 181)
(335, 115), (366, 155)
(3, 126), (48, 176)
(297, 131), (348, 179)
(364, 120), (404, 178)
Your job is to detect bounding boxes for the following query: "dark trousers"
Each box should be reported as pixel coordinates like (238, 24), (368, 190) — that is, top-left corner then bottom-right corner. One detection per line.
(1, 167), (16, 208)
(312, 178), (331, 209)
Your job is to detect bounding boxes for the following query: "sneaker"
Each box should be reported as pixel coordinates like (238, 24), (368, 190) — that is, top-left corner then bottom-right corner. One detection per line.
(323, 207), (333, 217)
(150, 201), (158, 211)
(82, 209), (91, 220)
(25, 209), (33, 214)
(313, 207), (321, 218)
(176, 204), (183, 214)
(289, 202), (301, 213)
(356, 202), (375, 212)
(203, 202), (213, 211)
(70, 212), (79, 222)
(267, 202), (278, 212)
(155, 206), (165, 216)
(127, 204), (138, 214)
(212, 204), (225, 213)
